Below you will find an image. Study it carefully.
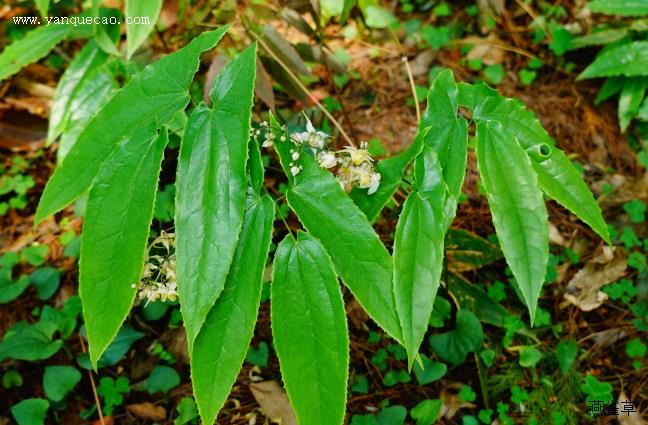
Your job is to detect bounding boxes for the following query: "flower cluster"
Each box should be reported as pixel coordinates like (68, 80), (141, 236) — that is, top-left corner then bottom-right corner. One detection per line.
(336, 142), (381, 194)
(257, 115), (381, 194)
(134, 231), (177, 304)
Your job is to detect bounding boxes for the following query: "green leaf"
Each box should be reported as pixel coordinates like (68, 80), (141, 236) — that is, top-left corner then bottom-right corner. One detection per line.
(411, 399), (442, 425)
(35, 0), (50, 18)
(43, 366), (82, 402)
(97, 376), (130, 415)
(176, 44), (257, 349)
(21, 245), (49, 266)
(147, 365), (180, 393)
(446, 273), (531, 333)
(48, 41), (110, 143)
(579, 41), (648, 79)
(618, 77), (647, 131)
(321, 0), (344, 21)
(429, 310), (483, 364)
(377, 406), (407, 425)
(274, 137), (402, 343)
(475, 122), (548, 321)
(419, 70), (468, 230)
(11, 399), (49, 425)
(638, 93), (648, 120)
(192, 195), (274, 425)
(0, 25), (70, 82)
(175, 397), (200, 425)
(581, 374), (614, 405)
(588, 0), (648, 16)
(340, 0), (356, 24)
(349, 138), (421, 222)
(91, 7), (121, 56)
(445, 229), (502, 272)
(246, 341), (269, 367)
(0, 321), (62, 361)
(126, 0), (163, 58)
(271, 232), (349, 425)
(518, 346), (543, 367)
(80, 128), (168, 368)
(393, 147), (446, 367)
(0, 274), (30, 303)
(77, 326), (144, 369)
(3, 370), (23, 389)
(625, 338), (647, 357)
(595, 77), (624, 105)
(570, 29), (629, 50)
(420, 69), (468, 201)
(459, 82), (609, 243)
(413, 355), (447, 385)
(362, 5), (396, 29)
(35, 27), (230, 225)
(556, 340), (577, 373)
(29, 267), (61, 300)
(58, 64), (118, 162)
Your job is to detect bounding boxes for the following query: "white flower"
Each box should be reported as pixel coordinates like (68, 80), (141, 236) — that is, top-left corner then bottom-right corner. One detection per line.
(290, 165), (301, 176)
(317, 151), (337, 168)
(368, 172), (381, 194)
(262, 132), (275, 148)
(291, 117), (328, 149)
(292, 151), (300, 161)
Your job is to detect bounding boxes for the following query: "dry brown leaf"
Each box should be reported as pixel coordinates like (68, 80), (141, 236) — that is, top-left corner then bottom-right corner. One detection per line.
(549, 222), (567, 246)
(126, 403), (166, 421)
(589, 328), (628, 351)
(346, 298), (369, 330)
(564, 247), (627, 311)
(464, 35), (506, 65)
(249, 380), (298, 425)
(203, 53), (230, 105)
(617, 392), (646, 425)
(159, 327), (189, 365)
(408, 50), (436, 77)
(255, 57), (276, 111)
(598, 174), (648, 209)
(440, 383), (476, 419)
(92, 416), (113, 425)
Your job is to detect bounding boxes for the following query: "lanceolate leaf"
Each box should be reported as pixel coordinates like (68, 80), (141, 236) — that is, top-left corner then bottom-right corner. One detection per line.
(588, 0), (648, 16)
(570, 29), (629, 50)
(618, 77), (648, 131)
(578, 41), (648, 79)
(176, 44), (257, 349)
(35, 0), (50, 19)
(447, 273), (532, 335)
(459, 83), (609, 243)
(80, 127), (168, 368)
(0, 24), (71, 82)
(35, 27), (230, 225)
(272, 232), (349, 425)
(125, 0), (163, 59)
(420, 70), (468, 228)
(48, 41), (110, 143)
(192, 195), (274, 425)
(475, 122), (548, 321)
(58, 66), (118, 161)
(393, 148), (446, 367)
(274, 140), (402, 342)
